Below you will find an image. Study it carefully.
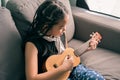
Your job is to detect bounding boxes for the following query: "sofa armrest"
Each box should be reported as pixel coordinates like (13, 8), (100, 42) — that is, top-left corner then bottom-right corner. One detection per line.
(72, 7), (120, 53)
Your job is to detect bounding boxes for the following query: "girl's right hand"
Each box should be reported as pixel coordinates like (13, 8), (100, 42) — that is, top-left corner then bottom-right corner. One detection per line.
(61, 55), (74, 71)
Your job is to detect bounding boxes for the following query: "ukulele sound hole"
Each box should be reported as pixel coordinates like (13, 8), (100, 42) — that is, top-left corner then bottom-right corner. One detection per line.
(53, 64), (58, 68)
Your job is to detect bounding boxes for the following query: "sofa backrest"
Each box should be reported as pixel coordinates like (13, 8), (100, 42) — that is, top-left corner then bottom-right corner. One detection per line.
(0, 7), (25, 80)
(72, 7), (120, 53)
(6, 0), (75, 42)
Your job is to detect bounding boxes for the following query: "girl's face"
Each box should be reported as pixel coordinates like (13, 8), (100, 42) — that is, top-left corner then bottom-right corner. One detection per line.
(47, 15), (69, 37)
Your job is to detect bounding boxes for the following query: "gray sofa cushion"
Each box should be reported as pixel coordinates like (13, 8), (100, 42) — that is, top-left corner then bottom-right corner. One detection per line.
(6, 0), (74, 41)
(0, 7), (25, 80)
(6, 0), (44, 40)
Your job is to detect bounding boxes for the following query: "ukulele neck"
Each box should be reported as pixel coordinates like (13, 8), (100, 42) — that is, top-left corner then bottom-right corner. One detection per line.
(74, 40), (90, 56)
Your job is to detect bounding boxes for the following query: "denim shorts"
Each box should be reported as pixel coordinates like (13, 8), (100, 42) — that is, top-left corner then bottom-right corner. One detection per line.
(68, 64), (105, 80)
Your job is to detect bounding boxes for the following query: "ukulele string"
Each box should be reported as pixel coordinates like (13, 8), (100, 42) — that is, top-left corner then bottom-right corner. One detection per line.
(74, 40), (90, 57)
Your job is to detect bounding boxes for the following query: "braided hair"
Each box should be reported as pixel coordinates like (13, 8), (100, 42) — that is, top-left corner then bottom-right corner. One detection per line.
(28, 0), (68, 38)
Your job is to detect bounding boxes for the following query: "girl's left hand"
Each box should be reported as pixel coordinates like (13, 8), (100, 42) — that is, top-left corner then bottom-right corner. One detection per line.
(88, 39), (99, 50)
(87, 32), (102, 50)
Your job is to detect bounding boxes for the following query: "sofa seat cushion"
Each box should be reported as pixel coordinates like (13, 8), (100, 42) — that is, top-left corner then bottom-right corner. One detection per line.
(0, 7), (25, 80)
(6, 0), (74, 41)
(69, 39), (120, 79)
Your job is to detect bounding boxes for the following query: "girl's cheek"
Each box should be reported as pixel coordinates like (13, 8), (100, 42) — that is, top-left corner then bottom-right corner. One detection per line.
(61, 29), (63, 32)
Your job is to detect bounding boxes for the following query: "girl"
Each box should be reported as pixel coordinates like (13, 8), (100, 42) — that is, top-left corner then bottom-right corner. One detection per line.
(24, 0), (105, 80)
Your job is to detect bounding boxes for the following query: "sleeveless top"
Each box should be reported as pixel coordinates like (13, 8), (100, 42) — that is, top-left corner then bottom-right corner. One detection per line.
(25, 34), (66, 73)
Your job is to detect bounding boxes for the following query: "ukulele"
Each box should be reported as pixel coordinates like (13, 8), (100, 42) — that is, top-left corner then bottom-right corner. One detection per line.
(45, 32), (102, 80)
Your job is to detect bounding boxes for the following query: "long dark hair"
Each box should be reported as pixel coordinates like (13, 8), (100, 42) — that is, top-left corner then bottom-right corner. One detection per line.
(27, 0), (68, 38)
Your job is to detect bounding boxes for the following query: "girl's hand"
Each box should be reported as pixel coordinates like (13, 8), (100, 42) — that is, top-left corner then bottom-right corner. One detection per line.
(61, 55), (74, 72)
(88, 38), (99, 50)
(88, 32), (102, 50)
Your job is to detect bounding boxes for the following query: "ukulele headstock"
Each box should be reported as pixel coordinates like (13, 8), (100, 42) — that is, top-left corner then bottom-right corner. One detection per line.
(90, 32), (102, 43)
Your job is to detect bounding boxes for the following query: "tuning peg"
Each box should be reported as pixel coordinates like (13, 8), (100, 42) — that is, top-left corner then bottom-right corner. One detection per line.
(90, 34), (93, 37)
(90, 32), (94, 37)
(98, 40), (101, 43)
(92, 32), (95, 35)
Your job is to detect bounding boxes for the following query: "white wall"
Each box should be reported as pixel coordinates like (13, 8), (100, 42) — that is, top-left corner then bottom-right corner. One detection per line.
(0, 0), (1, 6)
(69, 0), (77, 6)
(1, 0), (9, 6)
(86, 0), (120, 17)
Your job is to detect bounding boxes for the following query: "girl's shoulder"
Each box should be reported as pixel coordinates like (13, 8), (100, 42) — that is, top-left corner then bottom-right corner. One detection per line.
(25, 37), (45, 51)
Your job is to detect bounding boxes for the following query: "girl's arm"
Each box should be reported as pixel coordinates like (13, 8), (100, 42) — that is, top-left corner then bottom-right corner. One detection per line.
(25, 42), (73, 80)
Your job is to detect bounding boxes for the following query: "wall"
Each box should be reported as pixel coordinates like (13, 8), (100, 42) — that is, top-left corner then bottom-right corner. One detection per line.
(0, 0), (1, 6)
(1, 0), (9, 7)
(69, 0), (77, 6)
(86, 0), (120, 18)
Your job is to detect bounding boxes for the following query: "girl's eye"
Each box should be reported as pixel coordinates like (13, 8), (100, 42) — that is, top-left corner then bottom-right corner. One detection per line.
(60, 27), (63, 29)
(60, 27), (65, 30)
(59, 26), (63, 29)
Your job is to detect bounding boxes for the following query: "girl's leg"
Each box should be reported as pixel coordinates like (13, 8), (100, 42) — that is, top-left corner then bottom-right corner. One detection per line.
(68, 64), (105, 80)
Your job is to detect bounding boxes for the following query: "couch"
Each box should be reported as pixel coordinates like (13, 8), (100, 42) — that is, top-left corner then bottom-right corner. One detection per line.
(0, 0), (120, 80)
